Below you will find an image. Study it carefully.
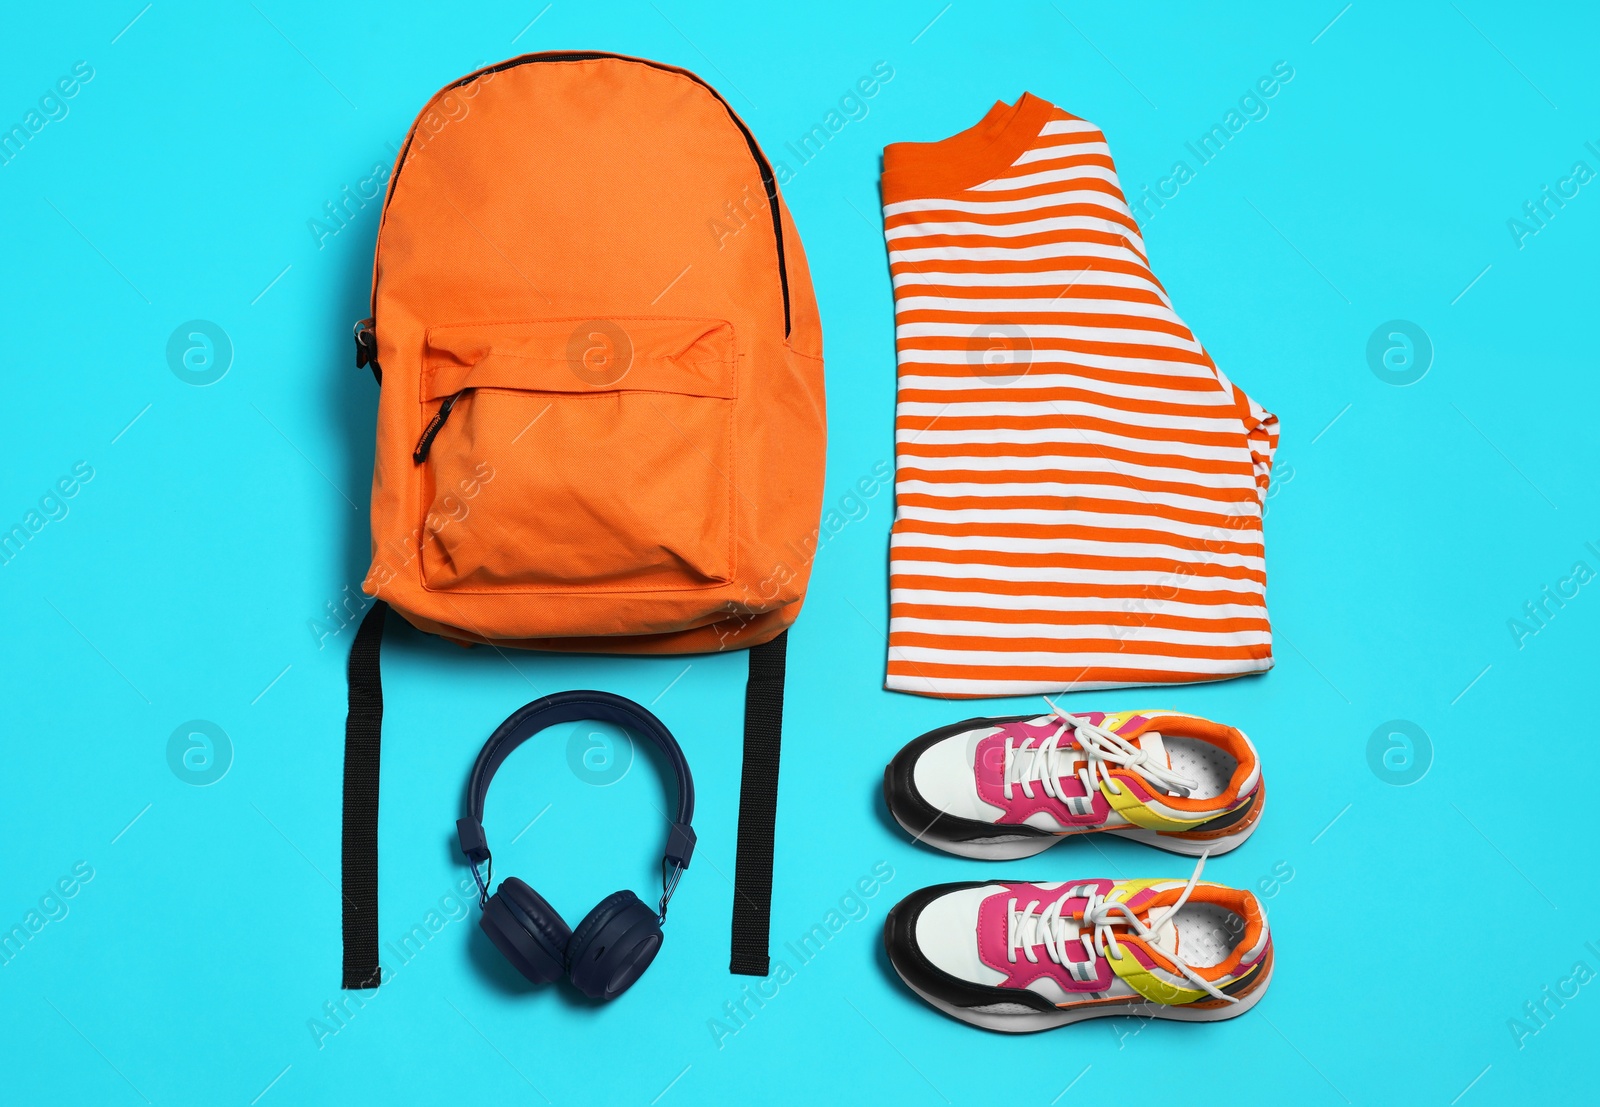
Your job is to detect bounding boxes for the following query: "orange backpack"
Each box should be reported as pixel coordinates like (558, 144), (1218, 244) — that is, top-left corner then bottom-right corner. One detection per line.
(340, 52), (826, 989)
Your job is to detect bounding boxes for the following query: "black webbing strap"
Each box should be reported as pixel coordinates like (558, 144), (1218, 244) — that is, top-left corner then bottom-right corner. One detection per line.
(730, 630), (788, 976)
(341, 600), (388, 989)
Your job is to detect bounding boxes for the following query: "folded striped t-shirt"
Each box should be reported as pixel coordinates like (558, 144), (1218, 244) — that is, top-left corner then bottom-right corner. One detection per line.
(880, 93), (1278, 698)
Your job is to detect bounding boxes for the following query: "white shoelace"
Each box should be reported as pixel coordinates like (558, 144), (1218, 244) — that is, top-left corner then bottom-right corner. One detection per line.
(1004, 852), (1239, 1003)
(1000, 698), (1198, 803)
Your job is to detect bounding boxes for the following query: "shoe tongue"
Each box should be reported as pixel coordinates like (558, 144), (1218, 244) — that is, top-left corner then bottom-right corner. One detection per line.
(1133, 729), (1171, 772)
(1080, 899), (1181, 959)
(1135, 894), (1179, 955)
(1121, 728), (1180, 795)
(1145, 917), (1180, 958)
(1018, 718), (1174, 785)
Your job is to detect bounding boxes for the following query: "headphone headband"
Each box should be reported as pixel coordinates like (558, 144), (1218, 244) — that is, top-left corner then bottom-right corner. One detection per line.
(455, 691), (697, 875)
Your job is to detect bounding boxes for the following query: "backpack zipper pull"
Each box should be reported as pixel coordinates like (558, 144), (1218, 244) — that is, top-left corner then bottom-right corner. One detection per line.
(413, 390), (467, 463)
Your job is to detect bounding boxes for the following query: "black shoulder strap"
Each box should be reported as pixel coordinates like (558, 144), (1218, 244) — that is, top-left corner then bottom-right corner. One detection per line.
(730, 630), (788, 976)
(341, 599), (388, 989)
(340, 604), (788, 984)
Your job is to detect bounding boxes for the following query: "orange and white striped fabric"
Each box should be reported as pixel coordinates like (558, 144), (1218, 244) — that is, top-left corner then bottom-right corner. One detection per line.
(880, 94), (1278, 698)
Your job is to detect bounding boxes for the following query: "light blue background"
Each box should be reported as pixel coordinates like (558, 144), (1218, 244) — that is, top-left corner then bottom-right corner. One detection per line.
(3, 2), (1597, 1103)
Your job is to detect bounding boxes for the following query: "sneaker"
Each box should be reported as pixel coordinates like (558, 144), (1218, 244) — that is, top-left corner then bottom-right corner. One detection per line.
(883, 705), (1263, 859)
(883, 856), (1272, 1032)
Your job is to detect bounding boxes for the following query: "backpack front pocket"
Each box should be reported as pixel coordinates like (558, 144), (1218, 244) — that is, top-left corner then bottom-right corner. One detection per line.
(415, 317), (737, 593)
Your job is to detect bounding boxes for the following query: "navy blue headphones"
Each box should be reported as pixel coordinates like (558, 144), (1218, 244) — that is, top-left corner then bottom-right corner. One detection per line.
(456, 691), (696, 1001)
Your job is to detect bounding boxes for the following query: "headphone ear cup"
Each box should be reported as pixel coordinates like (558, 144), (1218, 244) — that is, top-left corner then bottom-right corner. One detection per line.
(481, 877), (573, 986)
(566, 890), (663, 1001)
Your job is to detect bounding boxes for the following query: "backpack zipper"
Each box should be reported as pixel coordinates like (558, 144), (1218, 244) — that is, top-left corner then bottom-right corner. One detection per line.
(373, 52), (792, 337)
(413, 390), (467, 463)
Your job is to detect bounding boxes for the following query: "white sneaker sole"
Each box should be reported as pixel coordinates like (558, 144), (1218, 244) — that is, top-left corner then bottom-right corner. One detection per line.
(892, 807), (1259, 860)
(892, 958), (1274, 1034)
